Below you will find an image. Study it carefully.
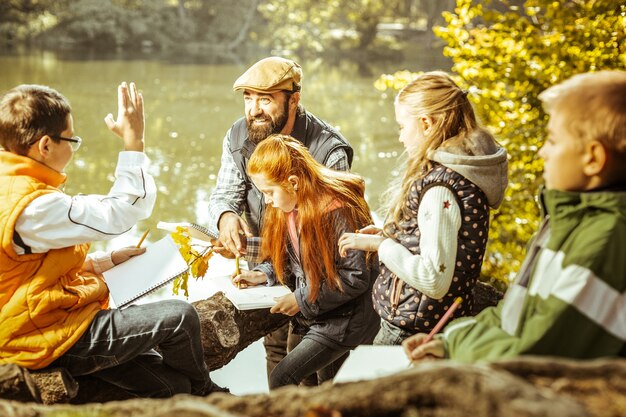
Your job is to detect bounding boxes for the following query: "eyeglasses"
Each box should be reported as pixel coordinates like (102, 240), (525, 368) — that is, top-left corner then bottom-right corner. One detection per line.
(29, 135), (82, 151)
(51, 135), (82, 151)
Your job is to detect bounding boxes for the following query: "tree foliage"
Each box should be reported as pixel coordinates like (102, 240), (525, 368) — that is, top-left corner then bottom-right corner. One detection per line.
(256, 0), (420, 56)
(375, 0), (626, 284)
(1, 0), (260, 51)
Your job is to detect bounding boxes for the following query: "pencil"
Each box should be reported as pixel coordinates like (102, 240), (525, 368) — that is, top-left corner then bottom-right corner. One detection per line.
(136, 228), (150, 248)
(422, 297), (462, 344)
(234, 255), (241, 289)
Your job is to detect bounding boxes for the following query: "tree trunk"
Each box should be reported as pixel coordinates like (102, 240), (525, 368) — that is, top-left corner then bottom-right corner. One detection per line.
(3, 356), (626, 417)
(226, 0), (259, 50)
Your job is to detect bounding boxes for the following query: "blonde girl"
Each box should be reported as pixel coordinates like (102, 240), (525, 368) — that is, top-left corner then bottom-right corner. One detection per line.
(338, 71), (508, 344)
(234, 134), (379, 388)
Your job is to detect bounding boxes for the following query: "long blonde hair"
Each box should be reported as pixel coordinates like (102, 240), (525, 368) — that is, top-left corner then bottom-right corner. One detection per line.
(383, 71), (494, 230)
(247, 134), (373, 302)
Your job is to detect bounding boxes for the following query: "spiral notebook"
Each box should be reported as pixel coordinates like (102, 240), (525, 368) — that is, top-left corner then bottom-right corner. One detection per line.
(157, 221), (217, 243)
(103, 235), (188, 308)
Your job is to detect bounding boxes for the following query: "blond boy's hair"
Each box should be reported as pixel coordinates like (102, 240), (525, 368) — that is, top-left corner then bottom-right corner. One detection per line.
(539, 71), (626, 157)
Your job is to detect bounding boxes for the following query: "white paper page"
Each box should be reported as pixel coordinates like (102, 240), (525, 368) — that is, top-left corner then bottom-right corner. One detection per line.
(209, 275), (291, 310)
(333, 345), (412, 383)
(103, 235), (188, 307)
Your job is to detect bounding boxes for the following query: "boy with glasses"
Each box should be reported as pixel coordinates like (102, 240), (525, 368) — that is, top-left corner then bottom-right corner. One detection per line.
(0, 83), (225, 397)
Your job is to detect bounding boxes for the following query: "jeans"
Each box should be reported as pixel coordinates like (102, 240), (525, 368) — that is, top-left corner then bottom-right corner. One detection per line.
(373, 319), (415, 346)
(264, 322), (289, 380)
(269, 336), (350, 389)
(48, 299), (215, 398)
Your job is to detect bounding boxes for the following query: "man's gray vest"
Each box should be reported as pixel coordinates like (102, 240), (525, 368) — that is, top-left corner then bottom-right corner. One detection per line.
(229, 110), (354, 236)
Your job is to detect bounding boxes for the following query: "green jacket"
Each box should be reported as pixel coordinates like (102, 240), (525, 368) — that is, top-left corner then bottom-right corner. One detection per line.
(443, 187), (626, 362)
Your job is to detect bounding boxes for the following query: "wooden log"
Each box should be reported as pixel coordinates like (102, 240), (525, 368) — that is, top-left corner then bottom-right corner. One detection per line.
(0, 364), (40, 403)
(4, 357), (621, 417)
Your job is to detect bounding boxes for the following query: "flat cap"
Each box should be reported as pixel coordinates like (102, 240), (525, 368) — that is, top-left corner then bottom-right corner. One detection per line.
(233, 57), (302, 93)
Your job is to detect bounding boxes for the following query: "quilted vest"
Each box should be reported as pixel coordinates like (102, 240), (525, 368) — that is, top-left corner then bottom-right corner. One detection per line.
(372, 163), (489, 333)
(0, 152), (108, 369)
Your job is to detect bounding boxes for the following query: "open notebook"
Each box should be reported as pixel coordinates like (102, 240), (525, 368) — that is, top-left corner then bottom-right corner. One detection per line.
(103, 235), (188, 308)
(210, 275), (292, 310)
(333, 345), (412, 383)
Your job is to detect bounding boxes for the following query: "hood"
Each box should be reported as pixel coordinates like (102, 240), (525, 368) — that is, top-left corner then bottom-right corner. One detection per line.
(429, 146), (509, 209)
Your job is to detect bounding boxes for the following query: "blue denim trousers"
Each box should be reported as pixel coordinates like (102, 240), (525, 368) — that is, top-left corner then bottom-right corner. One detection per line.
(269, 336), (350, 389)
(48, 299), (214, 397)
(373, 319), (415, 346)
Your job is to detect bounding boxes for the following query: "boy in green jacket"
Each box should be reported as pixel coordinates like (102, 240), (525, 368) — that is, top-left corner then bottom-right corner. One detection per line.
(404, 70), (626, 362)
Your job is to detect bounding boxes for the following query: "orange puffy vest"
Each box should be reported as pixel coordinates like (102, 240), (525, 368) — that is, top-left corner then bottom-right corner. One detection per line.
(0, 152), (108, 369)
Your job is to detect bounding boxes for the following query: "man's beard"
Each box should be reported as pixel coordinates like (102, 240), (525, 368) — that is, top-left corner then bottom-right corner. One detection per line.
(246, 99), (290, 144)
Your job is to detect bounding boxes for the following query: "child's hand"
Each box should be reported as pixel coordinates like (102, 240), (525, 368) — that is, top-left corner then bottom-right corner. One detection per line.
(231, 270), (267, 288)
(402, 333), (445, 362)
(338, 232), (386, 257)
(104, 82), (145, 152)
(110, 247), (146, 267)
(356, 225), (383, 235)
(270, 293), (300, 316)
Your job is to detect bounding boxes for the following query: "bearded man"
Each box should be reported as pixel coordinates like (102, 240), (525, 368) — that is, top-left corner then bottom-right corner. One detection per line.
(206, 56), (353, 384)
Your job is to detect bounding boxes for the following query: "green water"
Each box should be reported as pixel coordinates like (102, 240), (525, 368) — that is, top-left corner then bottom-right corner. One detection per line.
(0, 49), (450, 249)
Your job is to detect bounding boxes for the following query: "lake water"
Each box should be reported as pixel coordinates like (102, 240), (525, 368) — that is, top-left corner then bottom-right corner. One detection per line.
(0, 47), (450, 394)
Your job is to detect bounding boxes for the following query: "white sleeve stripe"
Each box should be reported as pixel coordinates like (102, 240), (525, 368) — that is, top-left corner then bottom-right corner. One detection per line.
(529, 249), (626, 341)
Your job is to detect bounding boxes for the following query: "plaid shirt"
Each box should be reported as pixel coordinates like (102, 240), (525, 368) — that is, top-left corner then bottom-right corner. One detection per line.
(207, 130), (349, 264)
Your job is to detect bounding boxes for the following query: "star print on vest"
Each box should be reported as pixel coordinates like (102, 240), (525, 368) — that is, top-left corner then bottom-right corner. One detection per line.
(443, 200), (451, 209)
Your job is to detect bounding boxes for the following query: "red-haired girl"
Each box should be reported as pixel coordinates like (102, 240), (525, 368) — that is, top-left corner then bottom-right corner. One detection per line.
(234, 134), (379, 389)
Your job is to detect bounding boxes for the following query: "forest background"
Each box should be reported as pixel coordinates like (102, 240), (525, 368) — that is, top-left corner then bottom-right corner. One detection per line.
(2, 0), (625, 286)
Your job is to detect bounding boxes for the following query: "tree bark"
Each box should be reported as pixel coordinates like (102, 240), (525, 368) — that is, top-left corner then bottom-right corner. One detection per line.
(3, 357), (625, 417)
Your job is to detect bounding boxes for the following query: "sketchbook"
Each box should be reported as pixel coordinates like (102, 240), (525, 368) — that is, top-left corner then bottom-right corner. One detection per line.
(157, 221), (217, 243)
(103, 235), (188, 308)
(333, 345), (412, 384)
(210, 274), (292, 310)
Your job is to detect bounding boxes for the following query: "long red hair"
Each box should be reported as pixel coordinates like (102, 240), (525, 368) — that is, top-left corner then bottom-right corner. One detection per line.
(247, 134), (373, 302)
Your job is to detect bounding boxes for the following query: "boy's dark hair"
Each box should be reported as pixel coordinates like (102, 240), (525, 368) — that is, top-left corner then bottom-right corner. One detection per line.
(0, 85), (71, 155)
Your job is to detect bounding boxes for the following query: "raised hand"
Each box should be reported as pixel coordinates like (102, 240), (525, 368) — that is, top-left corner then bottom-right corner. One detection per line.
(104, 82), (145, 152)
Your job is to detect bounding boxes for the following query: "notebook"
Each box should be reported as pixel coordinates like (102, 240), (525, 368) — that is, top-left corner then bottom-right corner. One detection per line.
(157, 221), (217, 243)
(210, 275), (292, 310)
(333, 345), (412, 383)
(103, 235), (188, 308)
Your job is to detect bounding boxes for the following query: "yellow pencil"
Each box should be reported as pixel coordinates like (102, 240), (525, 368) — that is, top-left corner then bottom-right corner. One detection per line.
(234, 255), (241, 288)
(136, 228), (150, 248)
